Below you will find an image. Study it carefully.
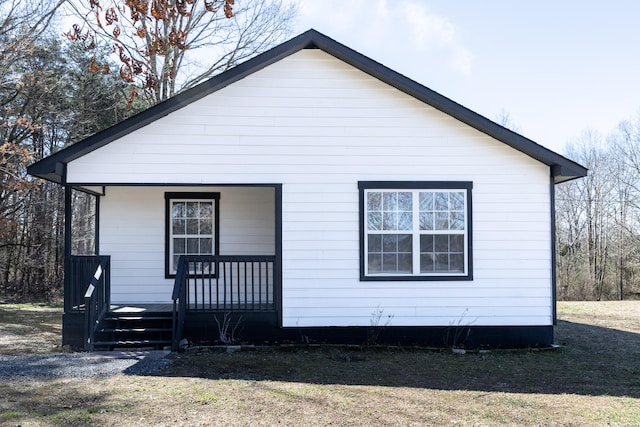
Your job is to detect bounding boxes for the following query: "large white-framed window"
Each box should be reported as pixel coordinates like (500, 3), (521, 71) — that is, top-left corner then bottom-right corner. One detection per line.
(358, 182), (472, 281)
(165, 192), (220, 277)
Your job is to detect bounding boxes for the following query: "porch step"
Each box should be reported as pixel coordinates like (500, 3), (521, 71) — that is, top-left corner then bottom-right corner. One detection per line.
(93, 340), (171, 347)
(93, 311), (173, 350)
(103, 316), (172, 321)
(100, 328), (172, 333)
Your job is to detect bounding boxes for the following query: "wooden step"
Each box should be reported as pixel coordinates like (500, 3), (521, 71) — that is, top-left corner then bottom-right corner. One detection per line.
(99, 327), (172, 333)
(93, 311), (174, 350)
(93, 339), (171, 347)
(103, 315), (172, 321)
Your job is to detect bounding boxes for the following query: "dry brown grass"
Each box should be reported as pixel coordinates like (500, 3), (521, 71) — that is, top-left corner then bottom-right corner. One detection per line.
(0, 303), (63, 355)
(1, 301), (640, 426)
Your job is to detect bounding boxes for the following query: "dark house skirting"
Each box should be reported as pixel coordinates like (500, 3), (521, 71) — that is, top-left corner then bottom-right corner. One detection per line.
(63, 310), (552, 349)
(186, 312), (553, 349)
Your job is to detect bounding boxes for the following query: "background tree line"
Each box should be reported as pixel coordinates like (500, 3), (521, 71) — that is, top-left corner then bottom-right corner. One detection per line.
(0, 0), (141, 300)
(556, 117), (640, 300)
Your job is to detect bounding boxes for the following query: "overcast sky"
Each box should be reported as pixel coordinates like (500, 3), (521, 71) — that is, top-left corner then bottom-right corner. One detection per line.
(291, 0), (640, 154)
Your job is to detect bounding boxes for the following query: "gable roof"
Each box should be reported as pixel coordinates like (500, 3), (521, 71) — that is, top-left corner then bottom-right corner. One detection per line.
(28, 29), (587, 184)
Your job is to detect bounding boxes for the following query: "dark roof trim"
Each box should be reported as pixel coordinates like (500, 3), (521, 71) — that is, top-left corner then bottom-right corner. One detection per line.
(28, 29), (587, 184)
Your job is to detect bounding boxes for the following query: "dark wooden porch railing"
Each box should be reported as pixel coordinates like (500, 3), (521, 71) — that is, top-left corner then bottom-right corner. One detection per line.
(172, 255), (188, 351)
(66, 256), (111, 313)
(172, 255), (276, 350)
(79, 256), (111, 351)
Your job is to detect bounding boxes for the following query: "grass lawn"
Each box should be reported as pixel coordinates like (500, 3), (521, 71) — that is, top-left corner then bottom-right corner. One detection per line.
(0, 303), (63, 355)
(1, 301), (639, 426)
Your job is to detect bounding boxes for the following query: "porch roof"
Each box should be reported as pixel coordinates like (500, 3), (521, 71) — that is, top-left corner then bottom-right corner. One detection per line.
(27, 29), (587, 185)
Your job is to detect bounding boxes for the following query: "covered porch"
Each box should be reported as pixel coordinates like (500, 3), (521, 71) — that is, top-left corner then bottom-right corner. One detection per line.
(62, 185), (282, 350)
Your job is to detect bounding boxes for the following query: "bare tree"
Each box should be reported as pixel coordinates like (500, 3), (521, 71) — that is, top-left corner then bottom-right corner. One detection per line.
(559, 132), (614, 300)
(610, 114), (640, 299)
(0, 0), (65, 250)
(64, 0), (297, 103)
(555, 114), (640, 301)
(495, 108), (521, 133)
(556, 177), (589, 299)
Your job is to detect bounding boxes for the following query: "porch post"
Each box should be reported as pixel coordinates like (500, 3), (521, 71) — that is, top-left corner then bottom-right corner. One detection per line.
(94, 193), (100, 256)
(63, 185), (73, 313)
(550, 173), (557, 327)
(274, 184), (283, 327)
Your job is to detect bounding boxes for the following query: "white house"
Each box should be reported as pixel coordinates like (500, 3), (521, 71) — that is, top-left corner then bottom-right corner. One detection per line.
(28, 29), (587, 350)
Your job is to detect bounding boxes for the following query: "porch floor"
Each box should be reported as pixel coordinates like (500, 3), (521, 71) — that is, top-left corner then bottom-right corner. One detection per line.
(108, 303), (275, 313)
(110, 304), (172, 313)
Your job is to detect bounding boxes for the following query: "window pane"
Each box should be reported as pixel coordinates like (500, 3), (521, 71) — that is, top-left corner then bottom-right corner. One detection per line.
(450, 192), (465, 210)
(172, 219), (186, 235)
(450, 211), (464, 230)
(419, 212), (433, 230)
(173, 255), (181, 269)
(187, 238), (199, 253)
(435, 192), (448, 210)
(200, 238), (212, 254)
(450, 254), (464, 272)
(435, 235), (449, 252)
(450, 234), (464, 252)
(383, 212), (397, 230)
(199, 202), (212, 218)
(398, 253), (412, 273)
(189, 261), (201, 275)
(398, 212), (412, 230)
(382, 254), (397, 272)
(419, 192), (433, 211)
(420, 235), (434, 252)
(383, 192), (397, 211)
(397, 234), (412, 252)
(186, 202), (197, 217)
(368, 212), (382, 230)
(435, 212), (449, 230)
(383, 234), (397, 252)
(435, 254), (449, 272)
(172, 202), (185, 218)
(368, 234), (382, 252)
(368, 254), (382, 273)
(173, 238), (185, 254)
(200, 219), (212, 234)
(367, 192), (382, 211)
(186, 219), (199, 234)
(420, 253), (435, 273)
(398, 192), (412, 211)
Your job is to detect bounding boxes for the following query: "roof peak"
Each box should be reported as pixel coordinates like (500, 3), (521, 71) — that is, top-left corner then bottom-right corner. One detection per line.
(28, 28), (586, 184)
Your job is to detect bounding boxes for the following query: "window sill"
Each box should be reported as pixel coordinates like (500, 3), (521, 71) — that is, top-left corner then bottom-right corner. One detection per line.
(360, 274), (473, 282)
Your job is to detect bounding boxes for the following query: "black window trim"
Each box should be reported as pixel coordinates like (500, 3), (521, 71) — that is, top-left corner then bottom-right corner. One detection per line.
(358, 181), (473, 282)
(164, 192), (220, 278)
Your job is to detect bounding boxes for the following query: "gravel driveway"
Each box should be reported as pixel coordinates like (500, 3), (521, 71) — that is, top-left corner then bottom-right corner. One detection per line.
(0, 350), (171, 379)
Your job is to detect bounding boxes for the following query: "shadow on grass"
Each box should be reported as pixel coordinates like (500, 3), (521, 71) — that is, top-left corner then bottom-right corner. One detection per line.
(149, 320), (640, 398)
(0, 380), (117, 426)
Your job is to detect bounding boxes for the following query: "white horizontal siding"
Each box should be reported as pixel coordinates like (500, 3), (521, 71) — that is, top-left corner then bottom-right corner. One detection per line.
(71, 49), (553, 326)
(101, 186), (275, 303)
